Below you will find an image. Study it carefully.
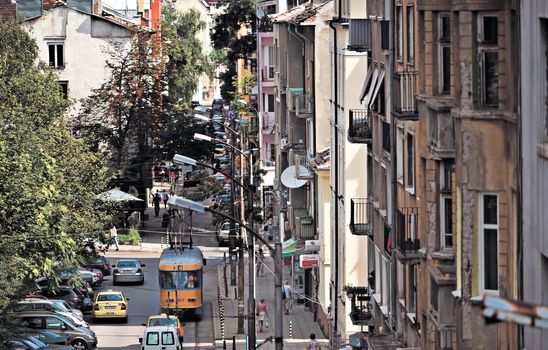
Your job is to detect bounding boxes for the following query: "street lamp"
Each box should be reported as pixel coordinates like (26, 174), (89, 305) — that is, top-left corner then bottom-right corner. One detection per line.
(167, 196), (284, 350)
(173, 154), (245, 190)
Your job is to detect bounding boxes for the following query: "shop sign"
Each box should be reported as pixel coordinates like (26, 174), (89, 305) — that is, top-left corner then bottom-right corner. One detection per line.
(299, 254), (320, 268)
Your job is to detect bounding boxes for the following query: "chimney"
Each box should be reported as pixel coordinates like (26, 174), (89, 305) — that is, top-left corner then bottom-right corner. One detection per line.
(92, 0), (101, 15)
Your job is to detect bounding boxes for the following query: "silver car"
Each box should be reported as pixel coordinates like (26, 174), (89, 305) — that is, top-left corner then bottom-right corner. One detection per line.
(112, 259), (145, 285)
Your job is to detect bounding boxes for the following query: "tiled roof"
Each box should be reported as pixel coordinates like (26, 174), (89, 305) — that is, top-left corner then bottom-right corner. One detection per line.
(0, 0), (16, 20)
(309, 147), (330, 170)
(271, 0), (332, 24)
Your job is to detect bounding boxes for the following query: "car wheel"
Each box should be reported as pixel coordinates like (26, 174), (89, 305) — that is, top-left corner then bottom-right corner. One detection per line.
(122, 316), (128, 323)
(71, 339), (87, 350)
(139, 278), (144, 286)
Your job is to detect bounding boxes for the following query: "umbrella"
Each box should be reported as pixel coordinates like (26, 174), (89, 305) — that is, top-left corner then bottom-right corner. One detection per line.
(96, 188), (144, 202)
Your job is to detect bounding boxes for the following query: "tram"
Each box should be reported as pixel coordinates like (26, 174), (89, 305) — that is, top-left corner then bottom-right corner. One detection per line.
(158, 246), (205, 318)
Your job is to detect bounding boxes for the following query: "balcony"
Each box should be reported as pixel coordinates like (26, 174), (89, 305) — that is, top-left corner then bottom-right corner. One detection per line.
(295, 94), (313, 118)
(348, 19), (372, 52)
(396, 207), (421, 264)
(293, 208), (314, 239)
(349, 198), (373, 236)
(345, 286), (374, 326)
(348, 109), (372, 144)
(393, 70), (418, 120)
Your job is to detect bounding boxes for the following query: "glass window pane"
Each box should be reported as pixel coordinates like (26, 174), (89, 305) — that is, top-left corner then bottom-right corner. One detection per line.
(146, 332), (159, 345)
(483, 17), (497, 44)
(484, 228), (498, 290)
(444, 197), (453, 234)
(56, 44), (63, 67)
(483, 194), (498, 224)
(45, 317), (63, 330)
(483, 52), (499, 106)
(442, 46), (451, 93)
(162, 332), (175, 345)
(440, 15), (450, 41)
(48, 45), (55, 66)
(268, 94), (275, 112)
(407, 6), (414, 62)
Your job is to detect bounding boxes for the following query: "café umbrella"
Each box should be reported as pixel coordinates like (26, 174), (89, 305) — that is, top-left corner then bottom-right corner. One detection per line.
(96, 188), (144, 202)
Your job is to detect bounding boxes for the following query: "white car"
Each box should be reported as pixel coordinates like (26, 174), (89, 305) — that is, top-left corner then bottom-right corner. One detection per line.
(217, 222), (239, 245)
(140, 326), (181, 350)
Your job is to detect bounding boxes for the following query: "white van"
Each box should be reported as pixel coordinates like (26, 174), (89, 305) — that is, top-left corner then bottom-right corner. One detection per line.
(139, 326), (180, 350)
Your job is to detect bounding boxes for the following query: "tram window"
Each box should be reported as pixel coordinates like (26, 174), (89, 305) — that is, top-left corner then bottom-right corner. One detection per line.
(159, 271), (201, 289)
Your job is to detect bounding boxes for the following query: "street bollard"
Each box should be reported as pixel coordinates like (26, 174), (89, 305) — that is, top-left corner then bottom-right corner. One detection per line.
(232, 336), (236, 350)
(139, 237), (143, 250)
(223, 340), (226, 350)
(289, 320), (292, 339)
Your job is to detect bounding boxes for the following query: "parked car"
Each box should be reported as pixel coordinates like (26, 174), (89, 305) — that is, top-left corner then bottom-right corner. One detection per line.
(139, 326), (180, 350)
(34, 286), (92, 313)
(27, 330), (70, 346)
(18, 313), (97, 350)
(82, 268), (103, 284)
(16, 300), (89, 328)
(112, 259), (145, 285)
(22, 335), (72, 349)
(47, 300), (84, 321)
(145, 314), (184, 343)
(83, 255), (111, 276)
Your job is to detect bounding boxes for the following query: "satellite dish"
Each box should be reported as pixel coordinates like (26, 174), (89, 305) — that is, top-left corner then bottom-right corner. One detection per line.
(280, 166), (308, 188)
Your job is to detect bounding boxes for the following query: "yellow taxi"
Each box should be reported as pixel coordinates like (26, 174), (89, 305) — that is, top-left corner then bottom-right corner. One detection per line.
(93, 290), (129, 323)
(146, 313), (184, 343)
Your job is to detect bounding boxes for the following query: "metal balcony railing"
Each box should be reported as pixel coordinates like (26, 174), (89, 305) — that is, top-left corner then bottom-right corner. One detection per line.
(393, 70), (418, 119)
(348, 109), (372, 144)
(396, 207), (421, 263)
(350, 198), (373, 236)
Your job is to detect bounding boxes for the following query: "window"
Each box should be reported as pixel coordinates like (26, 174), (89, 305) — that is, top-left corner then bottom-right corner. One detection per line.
(381, 20), (389, 51)
(439, 329), (454, 350)
(408, 265), (416, 314)
(440, 161), (453, 249)
(478, 14), (498, 107)
(406, 133), (415, 191)
(382, 120), (390, 153)
(396, 128), (404, 183)
(429, 109), (439, 143)
(396, 6), (403, 61)
(45, 317), (64, 330)
(24, 317), (42, 329)
(146, 332), (160, 345)
(407, 6), (414, 64)
(479, 193), (499, 292)
(48, 43), (64, 68)
(438, 14), (451, 94)
(430, 278), (438, 312)
(162, 332), (175, 345)
(267, 94), (275, 112)
(58, 81), (68, 99)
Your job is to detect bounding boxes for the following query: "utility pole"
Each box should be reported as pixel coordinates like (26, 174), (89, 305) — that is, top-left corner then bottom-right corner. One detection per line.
(237, 121), (245, 334)
(274, 213), (284, 350)
(388, 0), (398, 331)
(247, 150), (256, 348)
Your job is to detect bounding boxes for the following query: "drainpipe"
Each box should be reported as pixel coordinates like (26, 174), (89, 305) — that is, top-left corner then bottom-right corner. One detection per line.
(388, 0), (398, 331)
(328, 18), (339, 347)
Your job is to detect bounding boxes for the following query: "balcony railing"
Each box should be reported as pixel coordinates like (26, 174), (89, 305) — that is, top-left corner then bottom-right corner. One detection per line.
(348, 109), (372, 144)
(396, 207), (421, 264)
(261, 65), (275, 81)
(350, 198), (373, 236)
(346, 286), (374, 326)
(393, 70), (418, 119)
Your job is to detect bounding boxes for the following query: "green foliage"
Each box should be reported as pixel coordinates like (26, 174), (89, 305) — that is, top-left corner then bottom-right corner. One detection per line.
(181, 169), (223, 202)
(0, 18), (113, 340)
(118, 228), (141, 245)
(211, 0), (257, 100)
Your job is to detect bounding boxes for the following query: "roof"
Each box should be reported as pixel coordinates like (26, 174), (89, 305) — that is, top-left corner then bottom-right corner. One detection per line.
(309, 147), (330, 170)
(159, 247), (204, 267)
(97, 290), (123, 295)
(145, 325), (178, 333)
(271, 0), (332, 25)
(0, 0), (16, 20)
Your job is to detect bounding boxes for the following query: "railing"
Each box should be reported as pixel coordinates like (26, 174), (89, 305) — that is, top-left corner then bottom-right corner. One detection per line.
(393, 70), (418, 119)
(348, 109), (372, 144)
(350, 198), (373, 236)
(396, 207), (421, 263)
(346, 286), (374, 325)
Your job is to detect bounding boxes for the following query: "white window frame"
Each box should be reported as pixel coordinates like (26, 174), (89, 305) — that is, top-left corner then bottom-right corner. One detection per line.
(382, 256), (390, 307)
(440, 194), (453, 249)
(437, 14), (451, 95)
(375, 247), (381, 293)
(47, 42), (64, 69)
(407, 5), (414, 65)
(396, 128), (404, 184)
(478, 192), (499, 294)
(396, 5), (403, 61)
(406, 132), (415, 194)
(477, 13), (499, 108)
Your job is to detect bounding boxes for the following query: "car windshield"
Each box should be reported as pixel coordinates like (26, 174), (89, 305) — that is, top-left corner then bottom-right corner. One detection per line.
(51, 300), (71, 311)
(149, 318), (178, 328)
(117, 261), (139, 268)
(97, 294), (123, 302)
(159, 271), (200, 289)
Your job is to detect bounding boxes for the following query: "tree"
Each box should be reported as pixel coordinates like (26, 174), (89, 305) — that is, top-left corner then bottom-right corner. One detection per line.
(74, 29), (161, 181)
(210, 0), (257, 100)
(0, 18), (113, 340)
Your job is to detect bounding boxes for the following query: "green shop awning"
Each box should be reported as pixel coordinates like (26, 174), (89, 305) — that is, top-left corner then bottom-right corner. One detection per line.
(282, 238), (299, 257)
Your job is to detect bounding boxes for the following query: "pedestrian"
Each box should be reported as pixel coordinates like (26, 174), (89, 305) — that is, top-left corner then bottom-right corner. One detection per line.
(152, 190), (161, 217)
(162, 189), (169, 208)
(306, 333), (321, 350)
(256, 248), (265, 277)
(282, 280), (293, 314)
(107, 225), (119, 251)
(256, 298), (268, 332)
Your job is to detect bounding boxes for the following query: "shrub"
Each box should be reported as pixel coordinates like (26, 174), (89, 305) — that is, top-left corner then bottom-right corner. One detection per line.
(118, 228), (141, 245)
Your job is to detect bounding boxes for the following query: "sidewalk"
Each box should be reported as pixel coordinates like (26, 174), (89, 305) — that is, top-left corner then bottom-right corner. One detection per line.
(213, 250), (330, 350)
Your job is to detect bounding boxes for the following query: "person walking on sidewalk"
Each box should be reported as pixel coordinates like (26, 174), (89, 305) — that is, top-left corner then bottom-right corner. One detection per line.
(152, 190), (161, 217)
(162, 189), (169, 208)
(282, 280), (293, 314)
(256, 298), (268, 332)
(306, 333), (321, 350)
(256, 248), (265, 277)
(107, 225), (119, 251)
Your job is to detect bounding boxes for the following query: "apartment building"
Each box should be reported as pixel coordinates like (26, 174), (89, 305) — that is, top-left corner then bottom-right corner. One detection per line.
(521, 1), (548, 349)
(416, 1), (519, 349)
